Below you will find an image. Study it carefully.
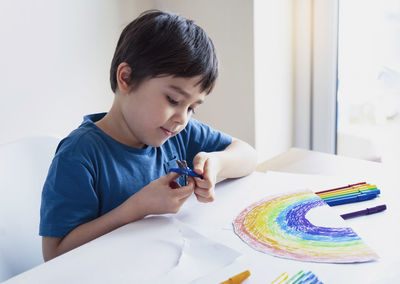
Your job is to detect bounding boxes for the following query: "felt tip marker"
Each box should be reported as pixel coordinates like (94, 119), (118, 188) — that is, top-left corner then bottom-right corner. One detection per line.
(317, 185), (378, 199)
(271, 272), (289, 284)
(321, 189), (381, 201)
(220, 270), (251, 284)
(324, 192), (378, 206)
(315, 182), (366, 194)
(341, 204), (387, 219)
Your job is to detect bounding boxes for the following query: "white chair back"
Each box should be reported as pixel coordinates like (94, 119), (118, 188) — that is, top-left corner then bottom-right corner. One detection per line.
(0, 136), (59, 282)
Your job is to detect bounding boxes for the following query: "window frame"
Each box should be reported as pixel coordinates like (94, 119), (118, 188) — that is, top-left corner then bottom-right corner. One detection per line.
(293, 0), (339, 154)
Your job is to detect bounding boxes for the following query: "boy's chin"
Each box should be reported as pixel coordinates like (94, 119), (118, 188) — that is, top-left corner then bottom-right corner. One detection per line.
(146, 139), (168, 148)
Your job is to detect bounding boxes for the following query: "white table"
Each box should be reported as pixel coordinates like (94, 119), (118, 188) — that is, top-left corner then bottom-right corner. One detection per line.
(256, 147), (387, 178)
(5, 149), (399, 283)
(181, 171), (400, 283)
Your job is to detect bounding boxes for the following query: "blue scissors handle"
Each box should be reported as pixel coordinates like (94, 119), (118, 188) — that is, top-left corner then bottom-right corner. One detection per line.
(168, 168), (203, 179)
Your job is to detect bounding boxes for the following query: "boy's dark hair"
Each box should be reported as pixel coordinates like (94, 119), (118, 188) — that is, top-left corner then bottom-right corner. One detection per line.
(110, 10), (218, 94)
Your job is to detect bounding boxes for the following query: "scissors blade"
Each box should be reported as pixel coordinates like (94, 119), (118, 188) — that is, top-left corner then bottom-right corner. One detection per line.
(176, 160), (188, 186)
(176, 160), (185, 168)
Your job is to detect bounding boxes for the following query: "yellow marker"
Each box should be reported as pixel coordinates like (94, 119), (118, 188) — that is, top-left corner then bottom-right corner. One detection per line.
(317, 184), (376, 198)
(271, 272), (289, 284)
(220, 270), (251, 284)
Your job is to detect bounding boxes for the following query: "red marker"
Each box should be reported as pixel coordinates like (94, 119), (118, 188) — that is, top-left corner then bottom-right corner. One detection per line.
(315, 182), (366, 194)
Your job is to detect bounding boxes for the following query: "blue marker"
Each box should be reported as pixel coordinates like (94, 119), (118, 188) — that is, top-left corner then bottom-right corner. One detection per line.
(322, 189), (381, 202)
(325, 192), (378, 206)
(301, 271), (315, 282)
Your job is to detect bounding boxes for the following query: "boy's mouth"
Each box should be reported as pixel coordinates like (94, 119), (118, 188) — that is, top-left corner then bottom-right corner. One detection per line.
(160, 127), (174, 137)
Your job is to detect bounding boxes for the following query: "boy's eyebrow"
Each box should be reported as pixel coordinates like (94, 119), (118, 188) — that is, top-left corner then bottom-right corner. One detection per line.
(168, 85), (204, 104)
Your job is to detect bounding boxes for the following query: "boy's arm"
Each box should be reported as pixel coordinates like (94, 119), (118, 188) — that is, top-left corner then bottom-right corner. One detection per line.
(192, 138), (257, 202)
(42, 172), (194, 261)
(194, 137), (257, 179)
(214, 137), (257, 178)
(42, 197), (142, 261)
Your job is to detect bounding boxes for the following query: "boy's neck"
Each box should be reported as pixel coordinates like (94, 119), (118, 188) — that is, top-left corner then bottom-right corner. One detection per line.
(95, 103), (146, 149)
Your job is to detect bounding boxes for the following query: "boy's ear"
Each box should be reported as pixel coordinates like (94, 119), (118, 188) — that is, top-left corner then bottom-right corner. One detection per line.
(116, 62), (132, 94)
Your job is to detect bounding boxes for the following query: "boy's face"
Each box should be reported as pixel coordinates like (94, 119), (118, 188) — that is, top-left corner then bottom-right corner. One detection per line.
(119, 75), (206, 148)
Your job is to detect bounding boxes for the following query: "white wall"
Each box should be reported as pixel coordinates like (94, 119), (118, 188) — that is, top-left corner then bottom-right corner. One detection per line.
(155, 0), (256, 147)
(0, 0), (151, 144)
(156, 0), (294, 161)
(1, 0), (294, 162)
(254, 0), (294, 161)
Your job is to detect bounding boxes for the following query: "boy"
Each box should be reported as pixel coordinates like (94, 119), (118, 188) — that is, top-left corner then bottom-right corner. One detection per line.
(40, 10), (257, 261)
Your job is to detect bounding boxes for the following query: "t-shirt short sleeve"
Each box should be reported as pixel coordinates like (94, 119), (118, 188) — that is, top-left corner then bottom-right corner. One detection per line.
(39, 155), (99, 237)
(183, 119), (232, 168)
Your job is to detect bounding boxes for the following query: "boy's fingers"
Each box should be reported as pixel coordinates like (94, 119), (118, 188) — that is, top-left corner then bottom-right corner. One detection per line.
(183, 177), (195, 192)
(195, 192), (214, 203)
(193, 153), (207, 175)
(196, 196), (212, 203)
(179, 190), (194, 202)
(194, 187), (213, 198)
(186, 176), (195, 186)
(177, 180), (195, 199)
(195, 179), (213, 189)
(195, 165), (213, 187)
(163, 171), (181, 184)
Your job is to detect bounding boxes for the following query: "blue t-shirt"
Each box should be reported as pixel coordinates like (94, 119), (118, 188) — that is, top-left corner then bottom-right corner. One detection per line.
(39, 113), (232, 237)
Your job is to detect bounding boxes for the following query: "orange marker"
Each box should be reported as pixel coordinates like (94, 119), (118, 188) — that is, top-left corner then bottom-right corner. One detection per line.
(220, 270), (251, 284)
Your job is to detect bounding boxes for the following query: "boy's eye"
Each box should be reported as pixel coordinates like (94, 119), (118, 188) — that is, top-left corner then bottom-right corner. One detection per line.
(166, 95), (196, 114)
(166, 96), (179, 105)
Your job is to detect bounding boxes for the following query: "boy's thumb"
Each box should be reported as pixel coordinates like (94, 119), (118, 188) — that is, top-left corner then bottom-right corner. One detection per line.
(193, 153), (207, 174)
(163, 171), (181, 189)
(163, 171), (181, 182)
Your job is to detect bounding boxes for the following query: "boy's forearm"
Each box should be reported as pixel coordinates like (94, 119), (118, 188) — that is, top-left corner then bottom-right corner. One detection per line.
(213, 138), (257, 178)
(44, 194), (146, 261)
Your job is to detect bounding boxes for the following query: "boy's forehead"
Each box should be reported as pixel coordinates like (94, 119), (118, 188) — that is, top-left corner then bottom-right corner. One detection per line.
(158, 75), (207, 96)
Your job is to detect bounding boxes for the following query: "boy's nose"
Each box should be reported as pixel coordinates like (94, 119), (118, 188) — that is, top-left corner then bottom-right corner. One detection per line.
(173, 109), (188, 125)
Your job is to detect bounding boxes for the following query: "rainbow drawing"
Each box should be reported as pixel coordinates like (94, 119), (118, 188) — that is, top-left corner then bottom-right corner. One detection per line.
(233, 190), (379, 263)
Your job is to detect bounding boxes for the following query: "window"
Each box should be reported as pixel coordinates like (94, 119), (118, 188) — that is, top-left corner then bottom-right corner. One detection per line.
(337, 0), (400, 165)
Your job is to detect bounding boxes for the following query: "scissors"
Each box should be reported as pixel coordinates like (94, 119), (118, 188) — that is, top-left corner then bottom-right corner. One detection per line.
(168, 159), (203, 185)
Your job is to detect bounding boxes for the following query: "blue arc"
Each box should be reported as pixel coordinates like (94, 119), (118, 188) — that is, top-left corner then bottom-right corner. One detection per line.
(275, 198), (359, 242)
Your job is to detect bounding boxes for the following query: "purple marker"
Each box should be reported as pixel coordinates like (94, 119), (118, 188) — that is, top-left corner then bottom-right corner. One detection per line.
(341, 204), (387, 220)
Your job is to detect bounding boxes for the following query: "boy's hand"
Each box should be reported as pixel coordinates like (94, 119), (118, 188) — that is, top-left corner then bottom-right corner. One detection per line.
(125, 172), (194, 219)
(192, 152), (220, 203)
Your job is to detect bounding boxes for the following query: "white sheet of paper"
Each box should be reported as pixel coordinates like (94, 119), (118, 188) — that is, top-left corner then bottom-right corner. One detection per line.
(161, 222), (241, 283)
(9, 216), (240, 284)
